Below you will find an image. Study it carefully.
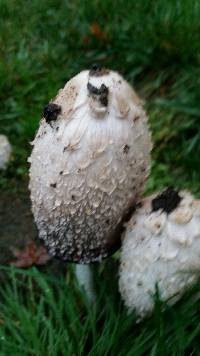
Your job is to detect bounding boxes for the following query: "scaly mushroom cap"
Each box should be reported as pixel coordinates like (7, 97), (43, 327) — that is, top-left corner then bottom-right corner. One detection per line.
(119, 188), (200, 319)
(0, 135), (11, 170)
(29, 67), (152, 263)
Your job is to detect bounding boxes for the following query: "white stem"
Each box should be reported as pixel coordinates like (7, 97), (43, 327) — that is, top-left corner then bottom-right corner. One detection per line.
(75, 264), (96, 302)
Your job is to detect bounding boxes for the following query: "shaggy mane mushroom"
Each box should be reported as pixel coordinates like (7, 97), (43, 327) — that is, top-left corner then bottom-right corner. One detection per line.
(29, 67), (152, 297)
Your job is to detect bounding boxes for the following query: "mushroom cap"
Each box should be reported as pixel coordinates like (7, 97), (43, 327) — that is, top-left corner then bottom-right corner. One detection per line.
(29, 68), (152, 263)
(119, 188), (200, 319)
(0, 135), (11, 170)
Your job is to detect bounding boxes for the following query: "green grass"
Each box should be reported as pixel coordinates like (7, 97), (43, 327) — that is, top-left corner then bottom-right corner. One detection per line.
(1, 265), (200, 356)
(0, 0), (200, 354)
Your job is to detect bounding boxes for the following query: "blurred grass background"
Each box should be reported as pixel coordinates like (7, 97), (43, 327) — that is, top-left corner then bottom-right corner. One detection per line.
(0, 0), (200, 354)
(1, 0), (200, 193)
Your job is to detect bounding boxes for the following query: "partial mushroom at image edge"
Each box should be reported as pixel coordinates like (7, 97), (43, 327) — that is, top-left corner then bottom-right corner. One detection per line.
(119, 188), (200, 320)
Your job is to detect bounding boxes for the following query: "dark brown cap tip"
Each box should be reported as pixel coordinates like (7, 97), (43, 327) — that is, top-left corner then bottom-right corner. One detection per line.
(152, 187), (182, 214)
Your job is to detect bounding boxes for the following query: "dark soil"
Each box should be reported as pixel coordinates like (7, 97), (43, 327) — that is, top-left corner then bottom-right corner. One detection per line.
(0, 191), (37, 264)
(0, 189), (68, 278)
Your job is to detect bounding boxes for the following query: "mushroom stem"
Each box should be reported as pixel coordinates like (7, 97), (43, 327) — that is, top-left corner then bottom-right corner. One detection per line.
(75, 264), (96, 302)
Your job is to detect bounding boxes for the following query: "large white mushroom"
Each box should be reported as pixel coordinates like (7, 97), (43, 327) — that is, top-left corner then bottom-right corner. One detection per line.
(119, 187), (200, 319)
(0, 135), (11, 170)
(29, 66), (152, 266)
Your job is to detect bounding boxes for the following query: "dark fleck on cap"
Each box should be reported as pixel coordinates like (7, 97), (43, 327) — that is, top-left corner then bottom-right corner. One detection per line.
(89, 64), (109, 76)
(123, 144), (130, 154)
(87, 82), (109, 106)
(152, 187), (182, 214)
(43, 103), (62, 123)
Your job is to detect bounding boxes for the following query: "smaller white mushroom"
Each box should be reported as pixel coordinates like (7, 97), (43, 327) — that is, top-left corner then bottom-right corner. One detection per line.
(0, 135), (12, 170)
(119, 188), (200, 320)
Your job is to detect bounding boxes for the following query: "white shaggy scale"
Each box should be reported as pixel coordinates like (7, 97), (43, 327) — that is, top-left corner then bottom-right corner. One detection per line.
(119, 190), (200, 319)
(29, 68), (152, 263)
